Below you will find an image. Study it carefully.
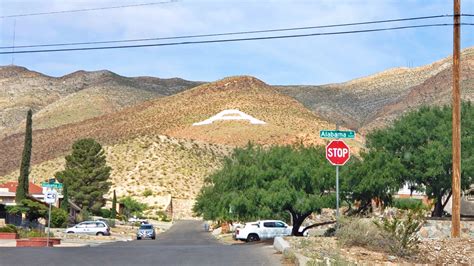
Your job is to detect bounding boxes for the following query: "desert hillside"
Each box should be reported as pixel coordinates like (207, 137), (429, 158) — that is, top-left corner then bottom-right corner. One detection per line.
(0, 76), (337, 177)
(276, 47), (474, 132)
(0, 135), (228, 218)
(0, 66), (202, 137)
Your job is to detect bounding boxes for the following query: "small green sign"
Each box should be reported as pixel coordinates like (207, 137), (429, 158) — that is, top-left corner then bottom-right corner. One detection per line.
(41, 182), (63, 189)
(319, 130), (356, 139)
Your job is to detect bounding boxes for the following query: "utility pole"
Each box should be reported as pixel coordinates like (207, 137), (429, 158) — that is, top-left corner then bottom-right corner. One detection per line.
(451, 0), (461, 238)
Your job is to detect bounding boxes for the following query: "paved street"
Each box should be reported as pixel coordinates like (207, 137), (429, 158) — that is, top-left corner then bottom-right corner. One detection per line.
(0, 220), (282, 266)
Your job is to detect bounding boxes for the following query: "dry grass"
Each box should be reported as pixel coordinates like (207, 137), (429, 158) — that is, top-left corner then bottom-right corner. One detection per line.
(1, 135), (228, 218)
(0, 76), (335, 176)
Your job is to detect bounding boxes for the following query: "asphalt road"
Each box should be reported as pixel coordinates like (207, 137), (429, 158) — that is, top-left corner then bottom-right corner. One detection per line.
(0, 220), (282, 266)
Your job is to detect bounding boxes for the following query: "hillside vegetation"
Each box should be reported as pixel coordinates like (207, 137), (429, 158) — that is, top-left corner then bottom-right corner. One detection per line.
(0, 135), (228, 218)
(0, 76), (336, 176)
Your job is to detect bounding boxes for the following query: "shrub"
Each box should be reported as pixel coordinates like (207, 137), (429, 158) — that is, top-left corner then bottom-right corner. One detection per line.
(0, 224), (17, 233)
(142, 189), (153, 197)
(336, 218), (391, 252)
(50, 208), (68, 228)
(374, 209), (424, 257)
(392, 198), (427, 211)
(100, 208), (111, 218)
(18, 229), (54, 238)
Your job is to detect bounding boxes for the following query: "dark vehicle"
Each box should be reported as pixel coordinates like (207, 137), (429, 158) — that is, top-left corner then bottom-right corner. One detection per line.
(137, 224), (156, 240)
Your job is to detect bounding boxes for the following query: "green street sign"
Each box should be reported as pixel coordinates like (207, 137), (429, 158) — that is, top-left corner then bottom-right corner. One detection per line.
(319, 130), (356, 139)
(41, 182), (63, 189)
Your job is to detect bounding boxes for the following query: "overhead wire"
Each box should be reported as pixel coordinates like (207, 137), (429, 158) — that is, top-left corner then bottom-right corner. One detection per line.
(0, 14), (469, 50)
(0, 0), (178, 19)
(2, 23), (473, 55)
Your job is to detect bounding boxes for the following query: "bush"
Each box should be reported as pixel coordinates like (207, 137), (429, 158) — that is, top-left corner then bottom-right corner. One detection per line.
(18, 229), (54, 238)
(0, 224), (17, 233)
(100, 208), (111, 218)
(50, 208), (68, 228)
(374, 210), (424, 257)
(336, 218), (391, 251)
(120, 196), (147, 218)
(78, 209), (91, 222)
(142, 189), (153, 197)
(392, 198), (426, 211)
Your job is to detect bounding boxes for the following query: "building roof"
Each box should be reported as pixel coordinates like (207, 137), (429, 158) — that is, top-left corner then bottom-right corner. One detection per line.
(0, 181), (43, 194)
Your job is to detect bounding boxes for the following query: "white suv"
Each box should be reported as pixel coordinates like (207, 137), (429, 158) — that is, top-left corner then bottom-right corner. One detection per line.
(234, 220), (292, 242)
(65, 221), (111, 236)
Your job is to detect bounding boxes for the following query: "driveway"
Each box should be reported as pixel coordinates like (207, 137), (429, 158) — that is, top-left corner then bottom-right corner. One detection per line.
(0, 220), (282, 266)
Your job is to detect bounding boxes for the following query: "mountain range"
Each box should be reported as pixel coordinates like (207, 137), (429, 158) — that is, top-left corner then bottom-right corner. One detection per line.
(0, 47), (472, 217)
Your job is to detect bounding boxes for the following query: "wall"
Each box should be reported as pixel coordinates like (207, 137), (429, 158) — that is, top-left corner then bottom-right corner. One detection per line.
(419, 219), (474, 239)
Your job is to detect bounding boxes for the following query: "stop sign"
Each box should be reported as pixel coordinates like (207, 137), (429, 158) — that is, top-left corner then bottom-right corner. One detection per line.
(326, 140), (350, 166)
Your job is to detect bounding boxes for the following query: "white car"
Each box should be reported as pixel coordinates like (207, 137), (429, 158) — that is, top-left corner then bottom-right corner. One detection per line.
(65, 221), (111, 236)
(234, 220), (292, 242)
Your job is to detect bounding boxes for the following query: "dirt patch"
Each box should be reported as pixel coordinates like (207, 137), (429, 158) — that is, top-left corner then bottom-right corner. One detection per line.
(287, 236), (474, 265)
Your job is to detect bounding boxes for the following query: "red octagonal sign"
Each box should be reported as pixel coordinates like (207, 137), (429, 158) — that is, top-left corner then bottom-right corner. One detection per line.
(326, 140), (350, 166)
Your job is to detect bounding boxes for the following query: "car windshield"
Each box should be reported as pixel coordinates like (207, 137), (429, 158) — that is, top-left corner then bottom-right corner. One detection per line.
(139, 225), (153, 230)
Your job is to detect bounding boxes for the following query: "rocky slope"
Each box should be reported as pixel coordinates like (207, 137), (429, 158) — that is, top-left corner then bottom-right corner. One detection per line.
(0, 66), (202, 137)
(0, 76), (336, 177)
(276, 47), (474, 133)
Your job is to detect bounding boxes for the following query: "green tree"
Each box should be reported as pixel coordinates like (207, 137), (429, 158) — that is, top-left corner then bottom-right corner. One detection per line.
(365, 103), (474, 217)
(111, 190), (117, 219)
(120, 196), (147, 218)
(341, 151), (405, 214)
(7, 199), (47, 222)
(61, 184), (70, 212)
(15, 109), (33, 203)
(55, 139), (111, 214)
(193, 144), (336, 236)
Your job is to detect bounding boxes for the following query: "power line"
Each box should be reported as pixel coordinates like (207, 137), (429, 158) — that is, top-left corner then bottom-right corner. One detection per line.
(0, 14), (459, 50)
(2, 23), (473, 55)
(0, 0), (178, 19)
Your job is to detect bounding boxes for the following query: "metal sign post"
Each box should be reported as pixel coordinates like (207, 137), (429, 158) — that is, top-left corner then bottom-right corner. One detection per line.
(323, 126), (352, 223)
(44, 189), (57, 247)
(47, 202), (52, 247)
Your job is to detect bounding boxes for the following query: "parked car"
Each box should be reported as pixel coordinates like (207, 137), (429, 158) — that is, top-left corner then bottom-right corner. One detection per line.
(65, 221), (111, 236)
(136, 224), (156, 240)
(234, 220), (292, 242)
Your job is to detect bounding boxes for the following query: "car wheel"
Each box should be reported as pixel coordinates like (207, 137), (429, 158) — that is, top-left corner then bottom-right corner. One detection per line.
(246, 234), (260, 242)
(137, 237), (141, 240)
(152, 236), (155, 240)
(67, 231), (74, 234)
(96, 232), (104, 236)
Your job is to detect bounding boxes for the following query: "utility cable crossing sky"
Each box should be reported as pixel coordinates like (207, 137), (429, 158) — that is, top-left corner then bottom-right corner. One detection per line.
(0, 15), (473, 55)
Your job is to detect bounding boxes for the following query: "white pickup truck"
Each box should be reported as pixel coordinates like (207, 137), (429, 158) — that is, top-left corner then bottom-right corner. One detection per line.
(234, 220), (292, 242)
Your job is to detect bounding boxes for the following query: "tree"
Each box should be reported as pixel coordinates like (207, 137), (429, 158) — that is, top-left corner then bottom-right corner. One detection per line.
(120, 196), (147, 218)
(193, 144), (336, 236)
(15, 109), (33, 203)
(55, 139), (112, 214)
(365, 103), (474, 217)
(341, 151), (405, 214)
(111, 190), (117, 219)
(7, 199), (47, 222)
(60, 184), (70, 212)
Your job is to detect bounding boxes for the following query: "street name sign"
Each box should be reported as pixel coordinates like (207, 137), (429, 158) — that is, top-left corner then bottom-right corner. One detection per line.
(326, 140), (351, 166)
(319, 130), (355, 139)
(41, 182), (63, 189)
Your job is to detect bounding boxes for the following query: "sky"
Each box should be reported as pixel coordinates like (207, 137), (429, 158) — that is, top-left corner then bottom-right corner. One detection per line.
(0, 0), (474, 85)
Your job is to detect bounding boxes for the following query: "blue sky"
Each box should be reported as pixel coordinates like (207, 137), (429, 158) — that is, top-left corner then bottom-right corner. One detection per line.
(1, 0), (474, 85)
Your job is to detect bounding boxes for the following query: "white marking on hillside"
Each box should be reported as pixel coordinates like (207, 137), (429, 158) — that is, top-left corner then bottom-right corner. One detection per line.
(193, 109), (266, 126)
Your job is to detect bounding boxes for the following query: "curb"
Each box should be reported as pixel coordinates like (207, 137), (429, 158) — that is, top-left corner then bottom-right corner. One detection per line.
(273, 237), (312, 266)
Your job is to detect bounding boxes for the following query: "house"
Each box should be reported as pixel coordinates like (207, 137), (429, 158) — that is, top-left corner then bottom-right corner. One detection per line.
(0, 181), (62, 226)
